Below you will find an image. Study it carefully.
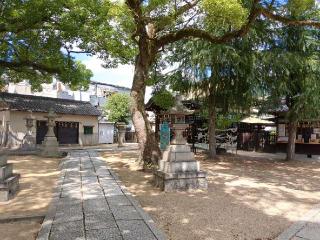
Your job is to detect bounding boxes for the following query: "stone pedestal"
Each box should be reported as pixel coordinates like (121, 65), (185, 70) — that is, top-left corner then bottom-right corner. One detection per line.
(41, 110), (61, 157)
(41, 136), (60, 157)
(21, 112), (36, 151)
(154, 144), (208, 191)
(21, 134), (36, 151)
(0, 155), (20, 201)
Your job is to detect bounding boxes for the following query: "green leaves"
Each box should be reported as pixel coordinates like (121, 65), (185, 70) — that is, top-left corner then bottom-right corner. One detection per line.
(201, 0), (248, 31)
(152, 89), (175, 110)
(103, 93), (131, 123)
(288, 0), (316, 16)
(0, 0), (95, 90)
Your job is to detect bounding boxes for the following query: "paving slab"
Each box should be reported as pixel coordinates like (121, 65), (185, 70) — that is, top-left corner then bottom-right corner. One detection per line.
(83, 199), (110, 214)
(37, 150), (166, 240)
(85, 213), (118, 230)
(106, 195), (132, 207)
(277, 204), (320, 240)
(111, 205), (142, 220)
(86, 228), (122, 240)
(117, 220), (157, 240)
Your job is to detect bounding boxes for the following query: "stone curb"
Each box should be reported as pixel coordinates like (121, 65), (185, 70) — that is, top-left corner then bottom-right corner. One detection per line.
(108, 168), (167, 240)
(0, 214), (44, 223)
(276, 204), (320, 240)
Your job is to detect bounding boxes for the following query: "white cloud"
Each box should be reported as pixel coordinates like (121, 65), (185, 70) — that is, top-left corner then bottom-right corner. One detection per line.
(82, 56), (134, 88)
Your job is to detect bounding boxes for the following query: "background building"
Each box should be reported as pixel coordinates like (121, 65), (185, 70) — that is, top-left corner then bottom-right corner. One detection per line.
(0, 92), (101, 148)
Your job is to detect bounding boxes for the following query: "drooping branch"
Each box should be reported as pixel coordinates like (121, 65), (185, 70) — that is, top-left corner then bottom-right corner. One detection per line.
(0, 60), (62, 74)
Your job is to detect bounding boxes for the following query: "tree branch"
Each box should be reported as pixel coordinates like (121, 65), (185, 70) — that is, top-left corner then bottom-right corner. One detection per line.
(261, 8), (320, 28)
(0, 60), (62, 74)
(156, 0), (261, 48)
(156, 0), (320, 48)
(151, 0), (200, 33)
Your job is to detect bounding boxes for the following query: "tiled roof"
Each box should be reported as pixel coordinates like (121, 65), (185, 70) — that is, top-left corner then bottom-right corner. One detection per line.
(0, 92), (101, 116)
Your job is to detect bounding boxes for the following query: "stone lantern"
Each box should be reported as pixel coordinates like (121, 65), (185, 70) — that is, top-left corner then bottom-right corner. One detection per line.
(116, 122), (126, 147)
(41, 109), (60, 157)
(154, 96), (207, 191)
(21, 111), (36, 150)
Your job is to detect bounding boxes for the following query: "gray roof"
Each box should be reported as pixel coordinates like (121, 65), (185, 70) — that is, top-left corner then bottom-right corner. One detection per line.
(90, 81), (131, 91)
(0, 92), (101, 116)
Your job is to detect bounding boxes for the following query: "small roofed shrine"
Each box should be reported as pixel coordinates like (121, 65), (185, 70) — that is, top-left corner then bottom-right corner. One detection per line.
(145, 97), (204, 142)
(271, 100), (320, 155)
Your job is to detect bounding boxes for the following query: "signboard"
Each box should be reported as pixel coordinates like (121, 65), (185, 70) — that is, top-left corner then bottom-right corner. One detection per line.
(160, 122), (170, 150)
(278, 124), (286, 137)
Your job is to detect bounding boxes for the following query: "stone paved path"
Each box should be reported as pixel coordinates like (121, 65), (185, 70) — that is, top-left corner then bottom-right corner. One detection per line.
(277, 204), (320, 240)
(37, 150), (165, 240)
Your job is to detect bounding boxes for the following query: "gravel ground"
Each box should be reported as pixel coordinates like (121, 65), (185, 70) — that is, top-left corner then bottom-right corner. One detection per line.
(0, 220), (42, 240)
(0, 155), (61, 240)
(102, 150), (320, 240)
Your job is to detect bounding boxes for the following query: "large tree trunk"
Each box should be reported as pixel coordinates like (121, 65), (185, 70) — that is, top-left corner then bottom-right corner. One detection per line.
(286, 121), (297, 161)
(207, 94), (217, 159)
(131, 53), (161, 169)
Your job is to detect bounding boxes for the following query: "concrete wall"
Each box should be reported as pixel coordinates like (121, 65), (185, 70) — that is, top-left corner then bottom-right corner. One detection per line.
(2, 111), (99, 148)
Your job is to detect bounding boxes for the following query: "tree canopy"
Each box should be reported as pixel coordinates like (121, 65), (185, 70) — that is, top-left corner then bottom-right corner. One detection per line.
(0, 0), (94, 91)
(104, 93), (131, 124)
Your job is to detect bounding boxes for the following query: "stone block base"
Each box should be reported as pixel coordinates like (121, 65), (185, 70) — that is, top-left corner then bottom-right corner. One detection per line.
(0, 163), (13, 181)
(0, 174), (20, 201)
(154, 171), (208, 192)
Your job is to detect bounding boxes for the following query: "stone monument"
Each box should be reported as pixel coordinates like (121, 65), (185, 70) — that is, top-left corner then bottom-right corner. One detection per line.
(0, 155), (20, 201)
(154, 96), (208, 191)
(21, 111), (36, 151)
(41, 109), (60, 157)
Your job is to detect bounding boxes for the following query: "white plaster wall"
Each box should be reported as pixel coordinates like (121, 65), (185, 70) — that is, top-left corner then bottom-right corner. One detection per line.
(8, 111), (99, 147)
(0, 110), (10, 146)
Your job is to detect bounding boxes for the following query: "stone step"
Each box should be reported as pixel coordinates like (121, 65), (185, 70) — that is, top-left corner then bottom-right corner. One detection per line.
(154, 170), (208, 191)
(159, 160), (200, 173)
(0, 174), (20, 201)
(154, 170), (207, 180)
(0, 164), (13, 181)
(0, 156), (7, 167)
(163, 151), (195, 162)
(167, 145), (191, 153)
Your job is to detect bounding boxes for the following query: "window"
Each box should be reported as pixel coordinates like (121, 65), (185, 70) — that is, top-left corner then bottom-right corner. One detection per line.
(84, 126), (93, 135)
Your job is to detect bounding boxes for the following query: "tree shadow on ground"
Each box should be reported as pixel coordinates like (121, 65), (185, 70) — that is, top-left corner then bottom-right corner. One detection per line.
(103, 150), (320, 240)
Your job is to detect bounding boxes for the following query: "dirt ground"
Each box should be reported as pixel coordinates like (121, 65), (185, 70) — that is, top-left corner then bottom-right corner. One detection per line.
(0, 155), (61, 240)
(102, 150), (320, 240)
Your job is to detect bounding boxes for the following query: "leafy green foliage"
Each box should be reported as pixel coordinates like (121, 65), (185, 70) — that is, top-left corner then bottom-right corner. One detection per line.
(152, 89), (175, 110)
(0, 0), (95, 91)
(288, 0), (316, 16)
(104, 93), (131, 123)
(201, 0), (248, 31)
(216, 113), (242, 130)
(164, 36), (257, 114)
(257, 18), (320, 121)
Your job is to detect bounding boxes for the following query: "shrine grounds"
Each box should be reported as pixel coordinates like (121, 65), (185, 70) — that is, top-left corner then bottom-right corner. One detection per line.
(0, 155), (60, 240)
(102, 148), (320, 240)
(1, 146), (320, 240)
